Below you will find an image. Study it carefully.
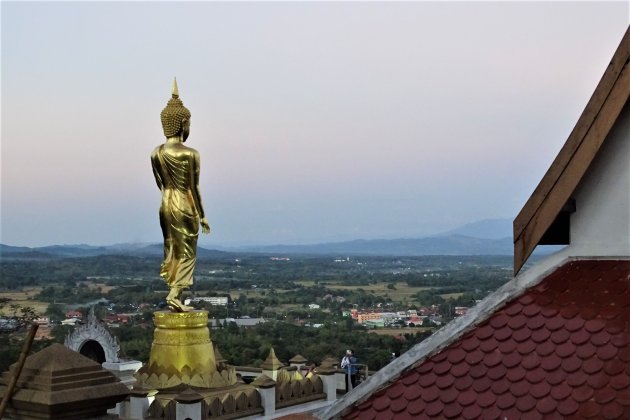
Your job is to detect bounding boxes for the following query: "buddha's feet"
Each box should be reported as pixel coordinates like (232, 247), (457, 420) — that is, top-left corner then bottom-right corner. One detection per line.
(166, 298), (193, 312)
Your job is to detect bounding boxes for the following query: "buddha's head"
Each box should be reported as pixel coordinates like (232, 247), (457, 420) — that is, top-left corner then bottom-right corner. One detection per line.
(161, 78), (191, 141)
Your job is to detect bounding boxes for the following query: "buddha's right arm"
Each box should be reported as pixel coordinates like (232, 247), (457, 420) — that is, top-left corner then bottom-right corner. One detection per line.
(150, 152), (164, 190)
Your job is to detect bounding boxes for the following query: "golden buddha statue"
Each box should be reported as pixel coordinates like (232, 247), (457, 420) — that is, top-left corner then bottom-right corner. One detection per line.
(151, 78), (210, 312)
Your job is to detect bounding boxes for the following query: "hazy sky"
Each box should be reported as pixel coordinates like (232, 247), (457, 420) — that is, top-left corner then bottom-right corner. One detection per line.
(1, 1), (628, 247)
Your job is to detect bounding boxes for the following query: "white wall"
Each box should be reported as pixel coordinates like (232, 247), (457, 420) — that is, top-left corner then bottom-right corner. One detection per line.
(569, 103), (630, 257)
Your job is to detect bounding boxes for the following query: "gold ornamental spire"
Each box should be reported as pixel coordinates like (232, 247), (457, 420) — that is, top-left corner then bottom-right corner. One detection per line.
(160, 78), (190, 137)
(172, 77), (179, 98)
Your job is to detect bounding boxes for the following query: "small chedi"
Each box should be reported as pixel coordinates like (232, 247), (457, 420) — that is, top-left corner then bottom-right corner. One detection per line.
(136, 79), (234, 391)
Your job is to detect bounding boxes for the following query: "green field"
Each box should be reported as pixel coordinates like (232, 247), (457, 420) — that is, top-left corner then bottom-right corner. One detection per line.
(296, 281), (431, 303)
(0, 287), (48, 315)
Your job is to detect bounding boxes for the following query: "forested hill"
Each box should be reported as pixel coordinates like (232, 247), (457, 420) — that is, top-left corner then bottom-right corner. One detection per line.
(0, 244), (228, 259)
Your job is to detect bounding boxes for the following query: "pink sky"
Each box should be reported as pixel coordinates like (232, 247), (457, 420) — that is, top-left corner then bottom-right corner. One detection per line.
(1, 2), (628, 247)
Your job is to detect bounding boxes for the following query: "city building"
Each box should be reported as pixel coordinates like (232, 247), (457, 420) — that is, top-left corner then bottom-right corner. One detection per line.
(185, 296), (229, 306)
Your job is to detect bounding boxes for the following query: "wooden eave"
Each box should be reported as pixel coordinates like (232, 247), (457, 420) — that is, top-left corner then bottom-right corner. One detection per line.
(513, 26), (630, 275)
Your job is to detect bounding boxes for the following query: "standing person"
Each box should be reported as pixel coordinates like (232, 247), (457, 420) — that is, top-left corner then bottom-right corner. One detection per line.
(151, 78), (210, 312)
(340, 349), (358, 391)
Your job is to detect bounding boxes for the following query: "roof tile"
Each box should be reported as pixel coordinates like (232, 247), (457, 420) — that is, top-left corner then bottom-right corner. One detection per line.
(579, 400), (602, 418)
(530, 381), (551, 399)
(460, 335), (479, 351)
(372, 394), (390, 412)
(564, 316), (585, 331)
(550, 329), (570, 344)
(498, 339), (517, 354)
(617, 347), (630, 361)
(555, 340), (576, 358)
(604, 318), (625, 334)
(583, 358), (604, 374)
(423, 400), (443, 417)
(447, 348), (466, 364)
(490, 379), (510, 395)
(435, 374), (455, 390)
(601, 401), (624, 419)
(591, 330), (611, 346)
(580, 305), (600, 320)
(401, 371), (420, 385)
(420, 386), (439, 402)
(406, 398), (426, 415)
(526, 314), (546, 330)
(496, 393), (516, 410)
(477, 390), (496, 408)
(505, 366), (527, 383)
(524, 368), (546, 384)
(417, 371), (436, 387)
(556, 397), (580, 416)
(565, 370), (588, 387)
(385, 382), (405, 399)
(355, 408), (377, 420)
(450, 361), (469, 377)
(572, 385), (594, 402)
(597, 343), (618, 360)
(546, 369), (566, 386)
(515, 394), (537, 412)
(522, 303), (541, 317)
(536, 396), (558, 414)
(611, 333), (630, 348)
(442, 402), (462, 419)
(389, 397), (408, 413)
(439, 388), (458, 404)
(587, 372), (610, 390)
(461, 404), (482, 419)
(585, 318), (606, 333)
(576, 342), (597, 359)
(469, 364), (486, 379)
(504, 302), (523, 316)
(594, 387), (616, 404)
(479, 337), (499, 352)
(540, 354), (562, 371)
(471, 376), (492, 393)
(453, 375), (473, 391)
(433, 360), (451, 375)
(541, 306), (559, 318)
(604, 359), (626, 376)
(550, 382), (572, 400)
(512, 327), (532, 342)
(494, 326), (512, 341)
(456, 389), (476, 407)
(464, 349), (484, 365)
(516, 340), (536, 355)
(610, 373), (630, 390)
(502, 352), (521, 368)
(509, 379), (530, 397)
(560, 304), (580, 319)
(531, 327), (551, 343)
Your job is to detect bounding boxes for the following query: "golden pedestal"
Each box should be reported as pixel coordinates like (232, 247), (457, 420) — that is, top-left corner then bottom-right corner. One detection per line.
(134, 310), (237, 390)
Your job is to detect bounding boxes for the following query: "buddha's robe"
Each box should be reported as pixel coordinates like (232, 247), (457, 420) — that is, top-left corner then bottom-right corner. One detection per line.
(151, 143), (202, 289)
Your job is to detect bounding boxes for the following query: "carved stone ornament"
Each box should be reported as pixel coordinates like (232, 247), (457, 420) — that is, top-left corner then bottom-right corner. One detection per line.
(64, 307), (120, 363)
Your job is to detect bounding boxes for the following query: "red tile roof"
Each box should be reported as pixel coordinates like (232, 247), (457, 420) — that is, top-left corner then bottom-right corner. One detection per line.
(344, 260), (630, 419)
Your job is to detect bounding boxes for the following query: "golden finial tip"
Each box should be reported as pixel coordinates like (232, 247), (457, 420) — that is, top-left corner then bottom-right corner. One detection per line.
(172, 77), (179, 98)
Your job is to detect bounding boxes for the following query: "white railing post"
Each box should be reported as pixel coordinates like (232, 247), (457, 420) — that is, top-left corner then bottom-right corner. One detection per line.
(252, 374), (276, 417)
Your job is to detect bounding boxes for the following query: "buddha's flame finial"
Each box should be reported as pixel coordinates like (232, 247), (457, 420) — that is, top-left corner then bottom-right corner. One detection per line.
(172, 77), (179, 98)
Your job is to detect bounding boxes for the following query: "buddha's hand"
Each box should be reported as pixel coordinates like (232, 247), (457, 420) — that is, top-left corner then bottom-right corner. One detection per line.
(201, 218), (211, 234)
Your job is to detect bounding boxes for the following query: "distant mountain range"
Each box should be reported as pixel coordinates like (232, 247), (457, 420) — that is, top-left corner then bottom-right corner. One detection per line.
(1, 218), (522, 258)
(236, 235), (513, 256)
